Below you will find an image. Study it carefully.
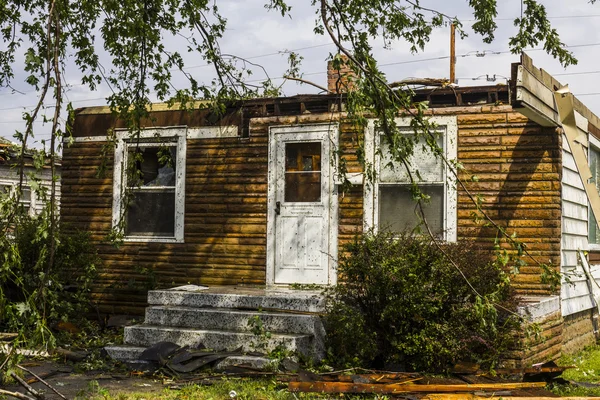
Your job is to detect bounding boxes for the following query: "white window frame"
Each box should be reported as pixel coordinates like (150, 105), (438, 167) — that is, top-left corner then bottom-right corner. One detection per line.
(0, 180), (36, 216)
(588, 134), (600, 251)
(363, 116), (457, 241)
(112, 127), (187, 243)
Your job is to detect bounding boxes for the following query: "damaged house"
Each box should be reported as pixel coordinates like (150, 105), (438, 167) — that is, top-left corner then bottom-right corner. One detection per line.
(0, 137), (61, 215)
(61, 53), (600, 365)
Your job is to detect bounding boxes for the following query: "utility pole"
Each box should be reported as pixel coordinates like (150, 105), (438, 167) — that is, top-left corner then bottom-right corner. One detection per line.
(450, 23), (456, 84)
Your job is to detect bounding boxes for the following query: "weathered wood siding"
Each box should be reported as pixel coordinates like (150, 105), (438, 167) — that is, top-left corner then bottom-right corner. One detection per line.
(450, 105), (562, 295)
(63, 99), (565, 312)
(561, 132), (595, 315)
(63, 110), (269, 314)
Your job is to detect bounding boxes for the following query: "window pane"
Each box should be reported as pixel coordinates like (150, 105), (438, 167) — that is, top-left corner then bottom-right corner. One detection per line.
(20, 187), (31, 202)
(379, 132), (443, 183)
(590, 147), (600, 244)
(126, 190), (175, 237)
(128, 146), (176, 187)
(284, 142), (321, 202)
(379, 185), (444, 235)
(0, 185), (10, 197)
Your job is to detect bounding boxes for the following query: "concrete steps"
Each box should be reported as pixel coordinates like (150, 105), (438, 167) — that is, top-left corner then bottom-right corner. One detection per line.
(105, 286), (326, 366)
(147, 287), (326, 313)
(144, 306), (323, 335)
(125, 325), (314, 354)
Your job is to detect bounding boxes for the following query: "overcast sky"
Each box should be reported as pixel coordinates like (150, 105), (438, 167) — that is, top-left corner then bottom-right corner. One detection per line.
(1, 0), (600, 149)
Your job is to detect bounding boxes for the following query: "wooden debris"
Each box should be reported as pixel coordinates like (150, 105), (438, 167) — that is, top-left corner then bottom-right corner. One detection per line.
(0, 332), (18, 341)
(424, 395), (592, 400)
(495, 365), (575, 375)
(288, 381), (547, 394)
(53, 347), (88, 362)
(10, 371), (45, 399)
(17, 365), (67, 400)
(0, 388), (35, 400)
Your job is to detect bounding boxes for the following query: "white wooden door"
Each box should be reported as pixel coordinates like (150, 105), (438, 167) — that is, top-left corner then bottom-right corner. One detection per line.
(267, 126), (337, 285)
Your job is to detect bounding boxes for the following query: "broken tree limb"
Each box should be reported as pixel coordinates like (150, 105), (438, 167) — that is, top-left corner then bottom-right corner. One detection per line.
(0, 388), (36, 400)
(288, 381), (547, 394)
(17, 365), (67, 400)
(0, 346), (15, 371)
(283, 76), (331, 93)
(0, 333), (19, 341)
(389, 78), (451, 88)
(9, 372), (45, 400)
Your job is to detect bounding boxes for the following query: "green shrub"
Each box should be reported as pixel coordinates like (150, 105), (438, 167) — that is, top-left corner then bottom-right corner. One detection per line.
(0, 215), (100, 348)
(324, 231), (519, 372)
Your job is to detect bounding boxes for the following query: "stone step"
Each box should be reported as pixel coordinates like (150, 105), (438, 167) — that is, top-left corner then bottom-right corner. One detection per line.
(147, 287), (326, 313)
(124, 325), (320, 359)
(144, 305), (325, 336)
(104, 345), (275, 371)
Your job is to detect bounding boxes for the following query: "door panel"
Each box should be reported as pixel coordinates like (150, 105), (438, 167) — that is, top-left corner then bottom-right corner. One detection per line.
(270, 130), (332, 284)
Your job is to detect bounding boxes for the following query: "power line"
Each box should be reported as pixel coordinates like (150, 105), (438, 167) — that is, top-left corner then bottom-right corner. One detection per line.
(3, 40), (600, 111)
(462, 14), (600, 22)
(0, 42), (335, 98)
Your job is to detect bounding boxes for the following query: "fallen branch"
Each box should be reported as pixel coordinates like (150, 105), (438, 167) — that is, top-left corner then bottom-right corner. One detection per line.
(283, 75), (331, 93)
(17, 365), (67, 400)
(0, 346), (15, 371)
(0, 333), (19, 342)
(389, 78), (451, 88)
(9, 372), (45, 399)
(0, 388), (36, 400)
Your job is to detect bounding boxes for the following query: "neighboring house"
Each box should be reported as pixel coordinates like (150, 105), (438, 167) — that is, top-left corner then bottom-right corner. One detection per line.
(0, 137), (61, 215)
(62, 53), (600, 364)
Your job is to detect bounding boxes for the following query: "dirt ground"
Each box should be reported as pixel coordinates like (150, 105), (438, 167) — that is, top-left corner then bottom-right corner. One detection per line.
(3, 359), (166, 399)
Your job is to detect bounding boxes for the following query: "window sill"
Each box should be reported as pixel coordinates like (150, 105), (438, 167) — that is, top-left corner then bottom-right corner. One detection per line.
(124, 236), (184, 244)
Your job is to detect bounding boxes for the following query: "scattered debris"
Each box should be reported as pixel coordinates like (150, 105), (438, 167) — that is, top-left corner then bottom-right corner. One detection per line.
(53, 347), (89, 362)
(0, 332), (19, 341)
(17, 365), (68, 400)
(288, 380), (547, 394)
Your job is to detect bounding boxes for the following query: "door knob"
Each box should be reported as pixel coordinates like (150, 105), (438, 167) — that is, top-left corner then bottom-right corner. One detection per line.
(275, 201), (281, 215)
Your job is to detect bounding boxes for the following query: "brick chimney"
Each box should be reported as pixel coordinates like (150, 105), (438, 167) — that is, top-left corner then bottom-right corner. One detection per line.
(327, 55), (358, 94)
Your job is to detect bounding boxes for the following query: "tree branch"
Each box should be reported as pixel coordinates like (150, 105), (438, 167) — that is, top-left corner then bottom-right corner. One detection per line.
(283, 75), (330, 93)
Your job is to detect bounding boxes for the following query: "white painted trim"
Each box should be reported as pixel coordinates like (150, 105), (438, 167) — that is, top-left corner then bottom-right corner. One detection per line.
(66, 125), (238, 143)
(0, 180), (37, 216)
(65, 135), (111, 143)
(266, 123), (339, 285)
(589, 134), (600, 150)
(116, 126), (187, 141)
(363, 120), (376, 232)
(363, 116), (458, 241)
(187, 126), (238, 139)
(112, 127), (187, 243)
(588, 134), (600, 251)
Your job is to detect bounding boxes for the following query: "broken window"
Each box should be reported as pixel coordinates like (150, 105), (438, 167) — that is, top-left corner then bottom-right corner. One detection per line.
(365, 117), (457, 241)
(126, 145), (177, 237)
(112, 129), (186, 243)
(377, 132), (446, 236)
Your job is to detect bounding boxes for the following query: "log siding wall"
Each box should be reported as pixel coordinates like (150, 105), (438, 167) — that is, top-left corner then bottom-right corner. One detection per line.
(452, 105), (562, 295)
(63, 103), (562, 314)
